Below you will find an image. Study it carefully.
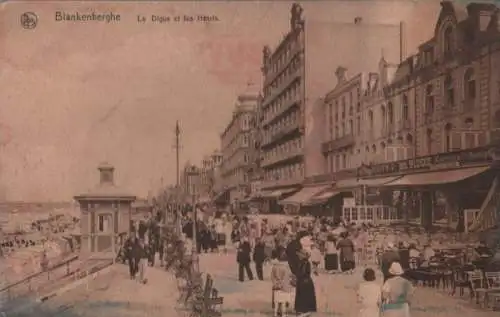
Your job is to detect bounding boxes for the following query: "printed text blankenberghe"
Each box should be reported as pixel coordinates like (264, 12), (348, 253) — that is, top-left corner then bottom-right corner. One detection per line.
(55, 11), (121, 23)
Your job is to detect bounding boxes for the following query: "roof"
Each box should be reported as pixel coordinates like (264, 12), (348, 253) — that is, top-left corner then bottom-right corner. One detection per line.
(74, 183), (136, 201)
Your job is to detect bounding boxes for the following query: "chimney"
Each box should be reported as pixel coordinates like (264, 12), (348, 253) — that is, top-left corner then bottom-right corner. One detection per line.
(354, 17), (362, 25)
(98, 162), (115, 185)
(399, 21), (407, 63)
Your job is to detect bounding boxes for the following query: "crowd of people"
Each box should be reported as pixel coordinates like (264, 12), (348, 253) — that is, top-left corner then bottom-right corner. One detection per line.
(118, 208), (500, 317)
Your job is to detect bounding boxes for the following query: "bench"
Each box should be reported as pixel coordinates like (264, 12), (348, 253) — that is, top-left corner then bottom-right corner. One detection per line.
(177, 270), (203, 304)
(190, 274), (223, 317)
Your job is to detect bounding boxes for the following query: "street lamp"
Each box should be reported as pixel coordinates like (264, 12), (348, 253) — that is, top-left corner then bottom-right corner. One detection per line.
(187, 167), (200, 272)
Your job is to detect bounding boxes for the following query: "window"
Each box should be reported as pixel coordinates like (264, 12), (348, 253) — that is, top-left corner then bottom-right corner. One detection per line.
(335, 126), (339, 139)
(443, 26), (453, 56)
(387, 102), (394, 125)
(464, 68), (476, 106)
(342, 154), (347, 169)
(426, 85), (434, 113)
(357, 116), (361, 134)
(335, 155), (340, 171)
(426, 129), (433, 154)
(335, 101), (339, 121)
(464, 133), (476, 149)
(444, 74), (454, 107)
(444, 123), (452, 152)
(368, 110), (374, 129)
(101, 171), (112, 183)
(349, 120), (353, 135)
(341, 97), (346, 118)
(341, 122), (345, 137)
(98, 214), (111, 233)
(381, 106), (386, 129)
(402, 94), (409, 121)
(464, 118), (475, 149)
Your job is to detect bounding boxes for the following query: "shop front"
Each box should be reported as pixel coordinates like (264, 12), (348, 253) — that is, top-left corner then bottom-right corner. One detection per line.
(358, 146), (499, 231)
(278, 184), (341, 216)
(249, 187), (299, 213)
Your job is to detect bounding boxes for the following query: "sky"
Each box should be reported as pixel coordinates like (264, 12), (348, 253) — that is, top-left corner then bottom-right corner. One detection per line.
(0, 0), (441, 202)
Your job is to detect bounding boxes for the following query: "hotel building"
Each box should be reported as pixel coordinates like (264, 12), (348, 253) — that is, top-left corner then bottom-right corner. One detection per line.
(220, 91), (259, 204)
(297, 1), (500, 231)
(270, 3), (406, 210)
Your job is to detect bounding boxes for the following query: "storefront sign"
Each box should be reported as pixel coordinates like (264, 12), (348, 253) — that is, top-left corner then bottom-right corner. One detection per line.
(366, 147), (492, 177)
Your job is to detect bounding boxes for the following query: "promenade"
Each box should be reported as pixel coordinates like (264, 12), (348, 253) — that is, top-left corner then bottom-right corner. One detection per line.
(198, 252), (499, 317)
(7, 252), (498, 317)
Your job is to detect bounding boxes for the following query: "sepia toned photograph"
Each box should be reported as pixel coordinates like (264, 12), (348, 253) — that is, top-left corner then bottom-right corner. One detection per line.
(1, 0), (500, 316)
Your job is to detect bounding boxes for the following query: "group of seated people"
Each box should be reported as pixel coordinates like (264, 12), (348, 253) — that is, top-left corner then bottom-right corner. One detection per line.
(1, 238), (40, 256)
(382, 240), (498, 288)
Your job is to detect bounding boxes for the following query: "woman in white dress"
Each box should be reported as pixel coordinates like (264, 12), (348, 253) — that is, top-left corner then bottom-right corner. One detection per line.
(357, 268), (381, 317)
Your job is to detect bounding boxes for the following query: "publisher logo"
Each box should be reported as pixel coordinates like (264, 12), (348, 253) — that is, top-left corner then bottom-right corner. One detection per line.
(21, 12), (38, 29)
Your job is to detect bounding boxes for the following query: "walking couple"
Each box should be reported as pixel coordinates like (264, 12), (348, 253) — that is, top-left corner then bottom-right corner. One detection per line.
(357, 262), (414, 317)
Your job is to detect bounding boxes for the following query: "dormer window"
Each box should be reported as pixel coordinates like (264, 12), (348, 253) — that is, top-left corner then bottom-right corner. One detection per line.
(443, 26), (454, 56)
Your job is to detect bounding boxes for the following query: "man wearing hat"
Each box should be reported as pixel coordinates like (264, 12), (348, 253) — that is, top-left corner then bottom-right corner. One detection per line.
(381, 242), (401, 282)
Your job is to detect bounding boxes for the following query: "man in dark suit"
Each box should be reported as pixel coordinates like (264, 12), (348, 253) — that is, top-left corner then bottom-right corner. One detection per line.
(237, 237), (254, 282)
(124, 232), (140, 279)
(253, 237), (266, 280)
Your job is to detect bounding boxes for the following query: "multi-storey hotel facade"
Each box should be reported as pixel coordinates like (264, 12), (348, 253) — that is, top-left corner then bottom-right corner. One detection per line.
(257, 4), (407, 213)
(259, 4), (306, 199)
(289, 1), (500, 232)
(220, 92), (259, 204)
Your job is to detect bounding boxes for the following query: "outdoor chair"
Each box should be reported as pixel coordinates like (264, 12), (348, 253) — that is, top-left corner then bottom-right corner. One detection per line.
(451, 264), (475, 297)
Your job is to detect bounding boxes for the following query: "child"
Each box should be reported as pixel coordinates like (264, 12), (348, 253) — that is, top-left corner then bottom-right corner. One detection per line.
(357, 268), (381, 317)
(310, 243), (322, 275)
(271, 248), (293, 317)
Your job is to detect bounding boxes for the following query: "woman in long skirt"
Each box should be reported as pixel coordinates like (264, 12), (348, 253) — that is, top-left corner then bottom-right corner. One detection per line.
(288, 231), (317, 317)
(324, 235), (338, 273)
(337, 231), (355, 273)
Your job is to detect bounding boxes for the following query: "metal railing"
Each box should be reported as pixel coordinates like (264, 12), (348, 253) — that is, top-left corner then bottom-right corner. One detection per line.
(0, 248), (115, 305)
(342, 205), (401, 225)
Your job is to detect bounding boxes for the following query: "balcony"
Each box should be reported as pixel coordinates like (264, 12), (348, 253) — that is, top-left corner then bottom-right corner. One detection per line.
(264, 43), (302, 86)
(321, 134), (355, 154)
(261, 147), (303, 168)
(262, 121), (300, 148)
(260, 176), (303, 189)
(262, 94), (301, 127)
(262, 65), (303, 109)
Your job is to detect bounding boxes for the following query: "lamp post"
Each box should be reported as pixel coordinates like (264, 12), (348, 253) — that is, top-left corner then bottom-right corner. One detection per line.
(187, 167), (200, 272)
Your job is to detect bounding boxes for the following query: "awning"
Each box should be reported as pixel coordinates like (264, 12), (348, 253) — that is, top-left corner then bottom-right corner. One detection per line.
(384, 166), (490, 187)
(250, 188), (297, 200)
(279, 185), (331, 205)
(305, 189), (341, 205)
(335, 176), (401, 190)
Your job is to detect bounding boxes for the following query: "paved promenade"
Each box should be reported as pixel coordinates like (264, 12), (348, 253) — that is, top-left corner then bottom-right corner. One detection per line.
(33, 264), (181, 317)
(198, 252), (499, 317)
(5, 252), (498, 317)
